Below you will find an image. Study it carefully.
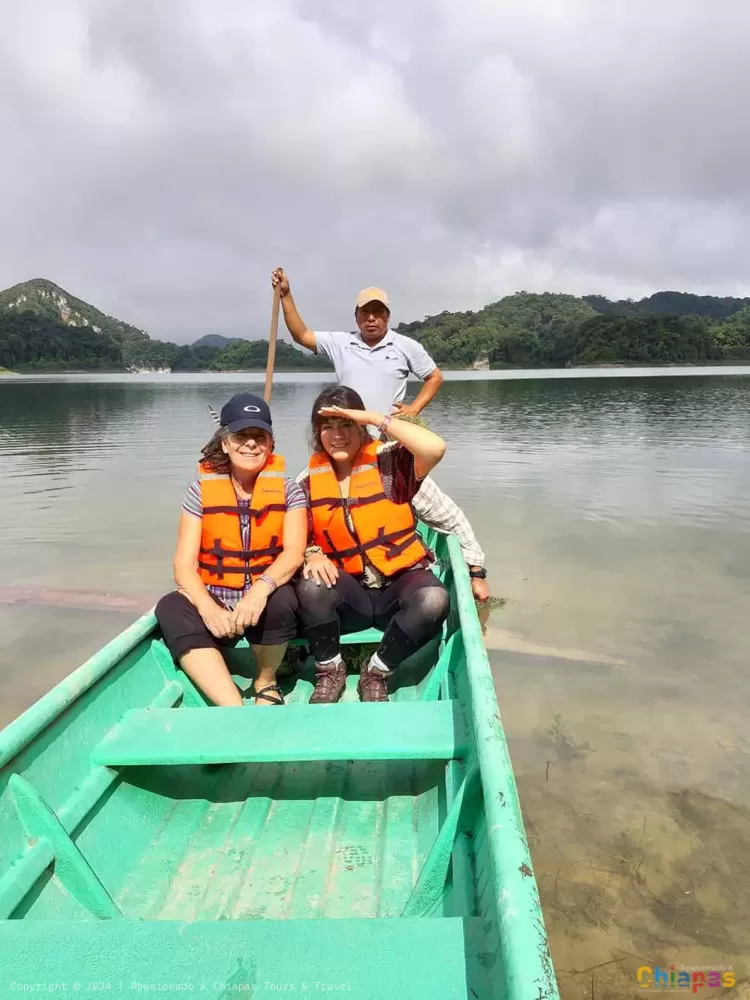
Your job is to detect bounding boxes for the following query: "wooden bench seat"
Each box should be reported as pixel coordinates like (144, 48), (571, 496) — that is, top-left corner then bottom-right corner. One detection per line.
(288, 626), (384, 646)
(92, 701), (470, 766)
(1, 917), (479, 999)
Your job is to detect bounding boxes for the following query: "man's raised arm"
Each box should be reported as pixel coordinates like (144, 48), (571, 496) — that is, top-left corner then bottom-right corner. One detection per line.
(271, 268), (317, 353)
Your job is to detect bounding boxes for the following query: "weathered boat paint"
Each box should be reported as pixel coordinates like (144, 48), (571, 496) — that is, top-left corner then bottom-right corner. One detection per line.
(0, 530), (559, 999)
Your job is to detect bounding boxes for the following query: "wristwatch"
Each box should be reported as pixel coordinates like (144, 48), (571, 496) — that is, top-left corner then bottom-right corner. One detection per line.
(468, 566), (487, 579)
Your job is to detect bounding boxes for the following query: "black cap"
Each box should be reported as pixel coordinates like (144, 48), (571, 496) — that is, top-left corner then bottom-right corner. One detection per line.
(219, 392), (273, 435)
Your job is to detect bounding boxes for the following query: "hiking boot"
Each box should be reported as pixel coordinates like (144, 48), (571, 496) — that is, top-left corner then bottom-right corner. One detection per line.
(309, 660), (347, 704)
(357, 666), (389, 702)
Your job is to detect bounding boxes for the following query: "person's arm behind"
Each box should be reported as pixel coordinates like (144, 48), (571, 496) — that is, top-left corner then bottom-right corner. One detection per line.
(412, 477), (485, 567)
(411, 478), (491, 602)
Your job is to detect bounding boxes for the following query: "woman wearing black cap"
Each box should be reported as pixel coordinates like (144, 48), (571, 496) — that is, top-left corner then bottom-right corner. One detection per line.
(154, 393), (307, 706)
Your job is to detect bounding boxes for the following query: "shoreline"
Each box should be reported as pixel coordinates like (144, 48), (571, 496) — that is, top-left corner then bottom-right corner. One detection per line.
(4, 358), (750, 376)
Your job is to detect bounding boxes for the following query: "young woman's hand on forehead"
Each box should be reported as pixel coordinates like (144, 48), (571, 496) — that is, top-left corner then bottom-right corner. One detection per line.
(317, 405), (380, 426)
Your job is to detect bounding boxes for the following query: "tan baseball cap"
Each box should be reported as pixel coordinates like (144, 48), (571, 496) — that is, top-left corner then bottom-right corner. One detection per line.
(355, 286), (390, 310)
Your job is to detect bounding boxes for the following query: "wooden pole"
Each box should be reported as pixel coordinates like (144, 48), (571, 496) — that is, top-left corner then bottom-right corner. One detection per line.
(264, 285), (281, 403)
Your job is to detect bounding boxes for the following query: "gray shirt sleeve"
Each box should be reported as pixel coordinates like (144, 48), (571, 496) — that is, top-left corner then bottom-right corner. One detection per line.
(312, 331), (343, 363)
(396, 335), (438, 380)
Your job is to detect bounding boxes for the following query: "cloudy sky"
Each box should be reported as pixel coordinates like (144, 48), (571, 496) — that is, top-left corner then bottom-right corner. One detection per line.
(2, 0), (750, 343)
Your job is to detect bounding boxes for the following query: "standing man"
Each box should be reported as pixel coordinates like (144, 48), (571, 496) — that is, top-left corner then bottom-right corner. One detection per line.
(271, 268), (443, 418)
(270, 268), (490, 605)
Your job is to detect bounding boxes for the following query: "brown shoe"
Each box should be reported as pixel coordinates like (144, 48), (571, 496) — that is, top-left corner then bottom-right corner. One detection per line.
(357, 666), (389, 702)
(309, 660), (347, 704)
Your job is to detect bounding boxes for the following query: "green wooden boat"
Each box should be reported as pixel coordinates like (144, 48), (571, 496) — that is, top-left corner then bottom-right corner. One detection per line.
(0, 528), (559, 999)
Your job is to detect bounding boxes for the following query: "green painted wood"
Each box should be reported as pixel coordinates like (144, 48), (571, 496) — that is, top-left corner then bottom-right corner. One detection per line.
(91, 701), (470, 766)
(402, 763), (480, 918)
(150, 638), (207, 706)
(444, 765), (477, 918)
(8, 774), (121, 919)
(0, 681), (182, 919)
(420, 628), (464, 701)
(189, 764), (279, 921)
(1, 918), (474, 999)
(446, 533), (560, 999)
(0, 610), (157, 768)
(281, 762), (349, 918)
(375, 763), (418, 917)
(288, 626), (384, 646)
(0, 838), (50, 921)
(0, 526), (560, 997)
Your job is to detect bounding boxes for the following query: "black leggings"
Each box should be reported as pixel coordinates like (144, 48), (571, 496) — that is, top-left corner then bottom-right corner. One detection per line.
(294, 568), (450, 670)
(155, 587), (299, 662)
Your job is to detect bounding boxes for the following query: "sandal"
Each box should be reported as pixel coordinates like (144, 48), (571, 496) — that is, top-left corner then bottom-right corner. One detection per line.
(254, 683), (285, 706)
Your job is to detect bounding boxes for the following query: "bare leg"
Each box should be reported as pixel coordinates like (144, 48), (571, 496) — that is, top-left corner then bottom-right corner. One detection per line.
(179, 648), (244, 707)
(252, 643), (288, 706)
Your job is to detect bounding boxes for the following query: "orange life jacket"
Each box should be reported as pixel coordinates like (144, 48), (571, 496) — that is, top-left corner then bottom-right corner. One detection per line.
(308, 441), (428, 577)
(197, 453), (287, 590)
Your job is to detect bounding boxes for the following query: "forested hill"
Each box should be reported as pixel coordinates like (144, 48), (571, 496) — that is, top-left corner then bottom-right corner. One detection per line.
(0, 279), (331, 372)
(396, 291), (750, 367)
(584, 291), (750, 320)
(1, 278), (749, 372)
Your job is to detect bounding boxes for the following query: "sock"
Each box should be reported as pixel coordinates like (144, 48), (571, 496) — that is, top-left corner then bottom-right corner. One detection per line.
(316, 653), (343, 671)
(368, 652), (391, 674)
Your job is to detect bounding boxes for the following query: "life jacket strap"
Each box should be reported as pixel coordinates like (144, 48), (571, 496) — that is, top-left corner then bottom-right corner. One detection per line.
(202, 503), (287, 519)
(309, 492), (387, 512)
(326, 525), (421, 564)
(199, 536), (283, 580)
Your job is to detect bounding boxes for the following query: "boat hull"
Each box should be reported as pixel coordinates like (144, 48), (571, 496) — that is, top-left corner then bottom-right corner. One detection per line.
(0, 531), (559, 999)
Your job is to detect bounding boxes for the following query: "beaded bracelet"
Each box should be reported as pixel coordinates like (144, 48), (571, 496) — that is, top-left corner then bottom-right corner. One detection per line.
(378, 414), (393, 438)
(258, 573), (278, 593)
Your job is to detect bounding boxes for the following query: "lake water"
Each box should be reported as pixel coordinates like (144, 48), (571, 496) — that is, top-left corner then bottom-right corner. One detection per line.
(1, 368), (749, 998)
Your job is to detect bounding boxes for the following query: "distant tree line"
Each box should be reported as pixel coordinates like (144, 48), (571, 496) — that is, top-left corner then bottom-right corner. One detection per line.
(3, 288), (750, 372)
(0, 312), (332, 372)
(397, 291), (750, 368)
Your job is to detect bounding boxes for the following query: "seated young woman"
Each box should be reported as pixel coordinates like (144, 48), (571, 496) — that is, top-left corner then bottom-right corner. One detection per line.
(155, 392), (307, 706)
(295, 385), (451, 703)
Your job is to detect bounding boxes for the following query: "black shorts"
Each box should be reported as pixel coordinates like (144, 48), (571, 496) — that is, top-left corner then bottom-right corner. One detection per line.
(155, 587), (299, 661)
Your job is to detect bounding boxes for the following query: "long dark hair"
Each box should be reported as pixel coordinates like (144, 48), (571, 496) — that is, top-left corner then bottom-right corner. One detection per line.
(310, 385), (370, 454)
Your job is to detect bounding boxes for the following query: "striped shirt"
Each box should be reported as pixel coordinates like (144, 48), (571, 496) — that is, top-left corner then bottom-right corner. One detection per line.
(182, 477), (306, 609)
(411, 477), (485, 569)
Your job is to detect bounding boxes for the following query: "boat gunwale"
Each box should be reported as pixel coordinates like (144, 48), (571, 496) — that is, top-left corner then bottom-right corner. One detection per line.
(0, 609), (157, 768)
(446, 533), (559, 999)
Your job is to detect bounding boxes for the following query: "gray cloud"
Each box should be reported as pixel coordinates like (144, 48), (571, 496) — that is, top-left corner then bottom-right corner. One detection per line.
(2, 0), (750, 343)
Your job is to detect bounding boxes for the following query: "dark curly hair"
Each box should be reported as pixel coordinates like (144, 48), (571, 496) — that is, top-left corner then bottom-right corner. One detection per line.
(310, 385), (370, 453)
(199, 428), (232, 474)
